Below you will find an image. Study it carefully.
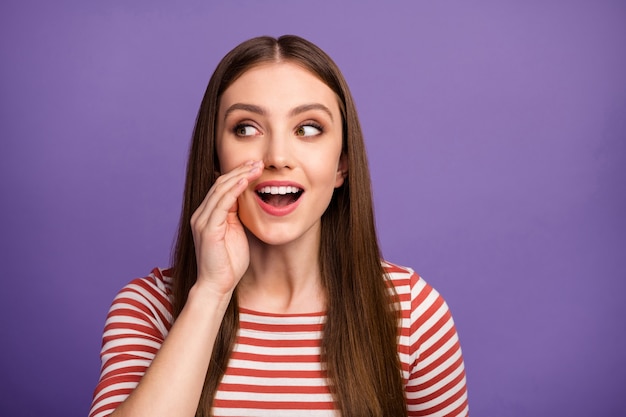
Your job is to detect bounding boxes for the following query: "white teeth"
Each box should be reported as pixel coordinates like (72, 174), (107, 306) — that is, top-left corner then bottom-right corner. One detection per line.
(258, 186), (301, 195)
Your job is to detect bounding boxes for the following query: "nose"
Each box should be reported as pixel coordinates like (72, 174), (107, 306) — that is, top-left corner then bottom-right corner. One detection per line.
(263, 132), (293, 170)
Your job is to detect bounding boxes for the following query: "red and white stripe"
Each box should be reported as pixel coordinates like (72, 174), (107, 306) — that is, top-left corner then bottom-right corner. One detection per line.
(89, 264), (468, 417)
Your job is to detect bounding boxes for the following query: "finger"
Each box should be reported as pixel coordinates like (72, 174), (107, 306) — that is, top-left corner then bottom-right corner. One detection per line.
(192, 161), (263, 229)
(204, 161), (265, 229)
(192, 161), (258, 224)
(198, 160), (255, 215)
(206, 160), (257, 200)
(205, 177), (250, 231)
(205, 161), (262, 215)
(228, 195), (239, 214)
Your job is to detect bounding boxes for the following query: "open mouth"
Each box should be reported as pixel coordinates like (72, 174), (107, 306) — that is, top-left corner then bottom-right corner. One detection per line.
(256, 185), (303, 207)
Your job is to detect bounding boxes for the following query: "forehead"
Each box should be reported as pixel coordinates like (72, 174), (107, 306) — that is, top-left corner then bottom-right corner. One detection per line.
(219, 62), (340, 116)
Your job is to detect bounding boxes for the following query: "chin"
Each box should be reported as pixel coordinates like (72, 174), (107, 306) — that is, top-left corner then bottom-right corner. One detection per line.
(242, 220), (321, 248)
(244, 228), (294, 247)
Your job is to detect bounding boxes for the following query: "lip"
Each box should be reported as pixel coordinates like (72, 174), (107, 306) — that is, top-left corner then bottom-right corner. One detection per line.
(253, 180), (304, 217)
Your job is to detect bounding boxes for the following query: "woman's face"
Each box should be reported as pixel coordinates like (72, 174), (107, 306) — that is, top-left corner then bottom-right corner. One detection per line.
(216, 61), (346, 247)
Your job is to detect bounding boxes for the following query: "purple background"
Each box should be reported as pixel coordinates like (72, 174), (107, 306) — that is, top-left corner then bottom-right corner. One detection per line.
(1, 1), (625, 416)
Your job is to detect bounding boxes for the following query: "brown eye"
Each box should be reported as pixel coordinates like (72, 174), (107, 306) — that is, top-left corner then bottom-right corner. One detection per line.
(235, 125), (259, 136)
(295, 125), (322, 137)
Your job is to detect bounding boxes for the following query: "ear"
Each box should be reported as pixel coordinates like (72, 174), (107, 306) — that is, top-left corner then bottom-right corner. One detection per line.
(335, 152), (348, 188)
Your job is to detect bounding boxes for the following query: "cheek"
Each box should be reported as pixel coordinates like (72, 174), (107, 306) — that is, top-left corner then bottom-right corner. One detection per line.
(310, 157), (343, 190)
(319, 148), (344, 183)
(217, 154), (237, 173)
(216, 143), (252, 173)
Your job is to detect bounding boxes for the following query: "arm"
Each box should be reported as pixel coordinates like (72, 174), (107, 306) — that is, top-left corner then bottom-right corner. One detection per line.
(90, 161), (264, 417)
(406, 273), (469, 417)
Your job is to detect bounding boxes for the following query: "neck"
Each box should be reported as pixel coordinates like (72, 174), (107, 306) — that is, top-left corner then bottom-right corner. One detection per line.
(237, 229), (325, 314)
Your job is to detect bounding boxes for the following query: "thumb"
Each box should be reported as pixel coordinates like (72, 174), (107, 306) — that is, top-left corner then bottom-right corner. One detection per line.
(228, 198), (239, 214)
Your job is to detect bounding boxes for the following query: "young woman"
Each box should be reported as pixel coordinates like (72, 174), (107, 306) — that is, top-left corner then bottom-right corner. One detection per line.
(89, 35), (468, 417)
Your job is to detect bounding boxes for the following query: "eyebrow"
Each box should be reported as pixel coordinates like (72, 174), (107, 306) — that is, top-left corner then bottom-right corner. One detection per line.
(223, 102), (334, 122)
(289, 103), (334, 122)
(223, 103), (266, 120)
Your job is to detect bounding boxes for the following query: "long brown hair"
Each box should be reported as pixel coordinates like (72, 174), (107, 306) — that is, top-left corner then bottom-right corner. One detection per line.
(171, 35), (406, 416)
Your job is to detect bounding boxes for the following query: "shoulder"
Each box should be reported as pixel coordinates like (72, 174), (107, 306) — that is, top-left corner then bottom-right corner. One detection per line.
(108, 267), (174, 331)
(91, 269), (175, 417)
(382, 260), (434, 303)
(116, 268), (172, 301)
(383, 261), (465, 387)
(382, 260), (452, 329)
(115, 267), (174, 301)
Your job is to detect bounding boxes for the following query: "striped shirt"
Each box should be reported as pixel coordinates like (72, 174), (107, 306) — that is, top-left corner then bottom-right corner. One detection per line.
(89, 262), (468, 416)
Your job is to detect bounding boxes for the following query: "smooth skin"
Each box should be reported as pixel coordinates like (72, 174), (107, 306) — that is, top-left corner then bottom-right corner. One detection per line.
(107, 62), (346, 416)
(217, 62), (346, 314)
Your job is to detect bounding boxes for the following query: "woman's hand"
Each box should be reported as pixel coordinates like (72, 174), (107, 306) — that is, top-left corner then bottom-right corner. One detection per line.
(99, 162), (264, 417)
(190, 160), (263, 297)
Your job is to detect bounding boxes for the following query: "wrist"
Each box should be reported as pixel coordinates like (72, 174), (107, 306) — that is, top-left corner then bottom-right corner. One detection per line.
(186, 280), (234, 314)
